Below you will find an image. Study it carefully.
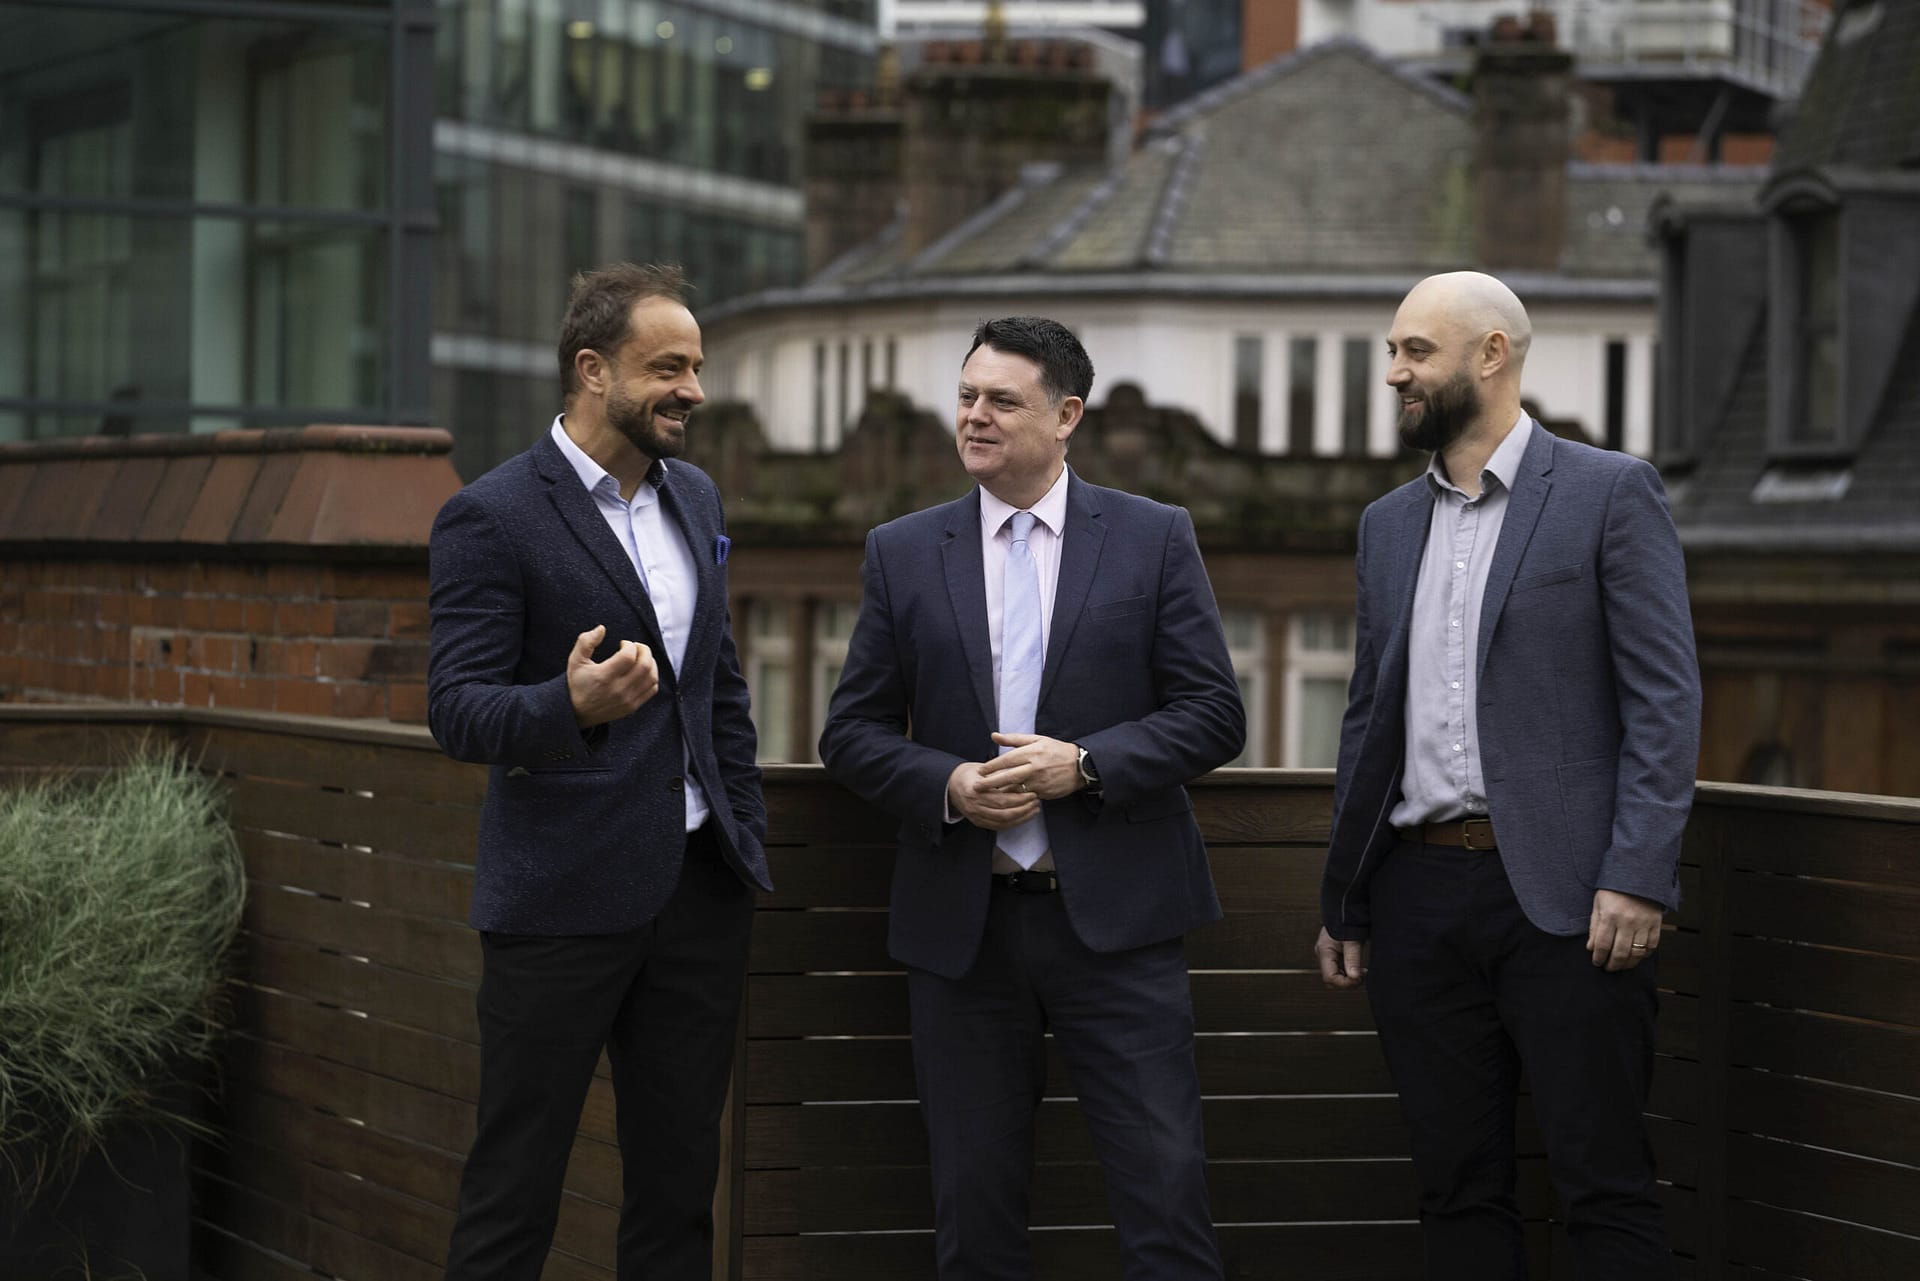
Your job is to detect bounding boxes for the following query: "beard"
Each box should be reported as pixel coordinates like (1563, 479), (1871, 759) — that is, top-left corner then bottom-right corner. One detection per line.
(1397, 365), (1480, 453)
(606, 383), (691, 460)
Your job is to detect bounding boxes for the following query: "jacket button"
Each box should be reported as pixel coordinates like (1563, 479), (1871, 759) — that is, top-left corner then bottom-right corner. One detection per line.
(668, 776), (684, 792)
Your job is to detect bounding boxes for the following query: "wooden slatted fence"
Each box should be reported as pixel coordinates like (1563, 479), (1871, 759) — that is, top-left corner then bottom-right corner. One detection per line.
(0, 708), (1914, 1281)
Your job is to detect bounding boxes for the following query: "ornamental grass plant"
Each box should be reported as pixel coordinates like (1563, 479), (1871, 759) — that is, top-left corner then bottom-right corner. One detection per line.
(0, 744), (245, 1196)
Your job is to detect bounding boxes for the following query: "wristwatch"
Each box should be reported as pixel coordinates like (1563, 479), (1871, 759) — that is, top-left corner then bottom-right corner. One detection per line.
(1076, 745), (1103, 796)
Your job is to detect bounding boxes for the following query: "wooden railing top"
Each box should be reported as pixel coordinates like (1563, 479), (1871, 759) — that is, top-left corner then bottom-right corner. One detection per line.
(4, 704), (1916, 819)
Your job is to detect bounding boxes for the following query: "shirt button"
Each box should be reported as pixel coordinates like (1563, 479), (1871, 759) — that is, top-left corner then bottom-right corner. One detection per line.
(1450, 619), (1460, 628)
(1455, 561), (1465, 570)
(1452, 743), (1463, 752)
(1451, 681), (1460, 690)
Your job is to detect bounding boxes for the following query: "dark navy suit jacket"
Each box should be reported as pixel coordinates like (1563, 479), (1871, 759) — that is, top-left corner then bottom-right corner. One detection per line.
(1321, 422), (1701, 941)
(819, 471), (1246, 980)
(427, 430), (770, 936)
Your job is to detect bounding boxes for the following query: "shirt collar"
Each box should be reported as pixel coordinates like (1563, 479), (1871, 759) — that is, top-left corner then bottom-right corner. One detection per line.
(980, 465), (1071, 539)
(1425, 412), (1530, 499)
(550, 416), (667, 499)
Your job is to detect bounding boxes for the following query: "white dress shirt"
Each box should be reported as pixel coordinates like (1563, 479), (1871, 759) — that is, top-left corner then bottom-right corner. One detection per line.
(551, 418), (709, 833)
(976, 466), (1070, 872)
(1391, 414), (1530, 830)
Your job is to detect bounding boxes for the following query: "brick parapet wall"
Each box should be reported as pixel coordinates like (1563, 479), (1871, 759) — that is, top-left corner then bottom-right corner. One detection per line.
(0, 427), (458, 724)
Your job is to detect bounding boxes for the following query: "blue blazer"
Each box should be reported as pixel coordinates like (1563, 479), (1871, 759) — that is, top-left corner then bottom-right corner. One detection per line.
(1321, 422), (1701, 940)
(820, 471), (1246, 980)
(427, 430), (770, 936)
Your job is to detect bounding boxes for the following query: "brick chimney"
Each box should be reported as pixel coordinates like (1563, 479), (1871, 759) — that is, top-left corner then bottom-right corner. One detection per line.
(803, 48), (906, 277)
(901, 39), (1110, 256)
(1473, 11), (1573, 271)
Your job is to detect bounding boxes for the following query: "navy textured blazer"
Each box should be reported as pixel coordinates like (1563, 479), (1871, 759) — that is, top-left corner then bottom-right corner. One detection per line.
(1321, 421), (1701, 941)
(427, 430), (771, 936)
(819, 471), (1246, 980)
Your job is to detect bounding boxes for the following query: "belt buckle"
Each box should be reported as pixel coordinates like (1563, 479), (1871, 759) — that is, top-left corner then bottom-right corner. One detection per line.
(1460, 817), (1494, 850)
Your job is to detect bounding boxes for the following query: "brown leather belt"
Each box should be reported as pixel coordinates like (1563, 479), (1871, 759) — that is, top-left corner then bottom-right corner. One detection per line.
(1405, 817), (1498, 850)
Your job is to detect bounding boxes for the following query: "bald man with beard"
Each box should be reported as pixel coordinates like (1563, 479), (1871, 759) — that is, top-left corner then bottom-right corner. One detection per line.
(1314, 273), (1700, 1279)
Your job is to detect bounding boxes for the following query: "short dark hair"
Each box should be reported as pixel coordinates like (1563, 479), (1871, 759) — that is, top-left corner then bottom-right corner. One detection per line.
(964, 316), (1094, 405)
(557, 262), (691, 398)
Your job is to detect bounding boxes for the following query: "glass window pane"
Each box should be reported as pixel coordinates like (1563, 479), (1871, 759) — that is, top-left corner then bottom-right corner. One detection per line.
(1288, 336), (1317, 455)
(1295, 677), (1347, 768)
(1232, 334), (1262, 451)
(755, 662), (793, 763)
(1342, 336), (1371, 455)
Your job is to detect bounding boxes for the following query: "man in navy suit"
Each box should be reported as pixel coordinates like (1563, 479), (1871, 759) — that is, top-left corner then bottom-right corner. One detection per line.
(1315, 273), (1700, 1278)
(427, 262), (771, 1280)
(820, 317), (1245, 1280)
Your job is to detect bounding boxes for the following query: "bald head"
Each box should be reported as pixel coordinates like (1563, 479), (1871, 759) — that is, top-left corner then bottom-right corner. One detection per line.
(1400, 271), (1533, 366)
(1386, 272), (1532, 458)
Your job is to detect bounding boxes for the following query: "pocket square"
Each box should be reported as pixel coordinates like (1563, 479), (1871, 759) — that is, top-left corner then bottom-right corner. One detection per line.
(715, 534), (731, 565)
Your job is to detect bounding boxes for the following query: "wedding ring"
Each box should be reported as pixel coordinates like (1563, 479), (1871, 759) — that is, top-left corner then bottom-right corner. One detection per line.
(1630, 943), (1648, 950)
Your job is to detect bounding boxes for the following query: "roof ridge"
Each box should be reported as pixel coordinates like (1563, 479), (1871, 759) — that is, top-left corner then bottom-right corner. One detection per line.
(1141, 131), (1207, 268)
(1019, 164), (1131, 269)
(814, 208), (905, 285)
(901, 165), (1057, 276)
(1146, 34), (1471, 139)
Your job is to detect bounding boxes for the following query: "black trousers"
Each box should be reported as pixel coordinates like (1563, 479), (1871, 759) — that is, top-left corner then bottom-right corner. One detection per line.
(444, 825), (755, 1281)
(906, 885), (1223, 1281)
(1366, 839), (1667, 1281)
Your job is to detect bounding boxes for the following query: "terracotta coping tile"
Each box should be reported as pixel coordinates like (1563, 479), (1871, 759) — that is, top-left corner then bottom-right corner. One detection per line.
(136, 455), (215, 544)
(92, 455), (169, 542)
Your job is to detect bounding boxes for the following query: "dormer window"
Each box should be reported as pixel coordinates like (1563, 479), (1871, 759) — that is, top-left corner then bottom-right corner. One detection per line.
(1790, 209), (1841, 449)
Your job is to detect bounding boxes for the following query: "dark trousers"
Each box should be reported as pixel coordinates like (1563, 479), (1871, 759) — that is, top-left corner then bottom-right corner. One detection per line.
(444, 826), (755, 1281)
(906, 885), (1222, 1281)
(1366, 840), (1667, 1281)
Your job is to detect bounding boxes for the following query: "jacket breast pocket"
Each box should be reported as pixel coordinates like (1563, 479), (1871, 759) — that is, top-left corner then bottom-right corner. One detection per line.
(1510, 564), (1584, 594)
(1088, 594), (1149, 620)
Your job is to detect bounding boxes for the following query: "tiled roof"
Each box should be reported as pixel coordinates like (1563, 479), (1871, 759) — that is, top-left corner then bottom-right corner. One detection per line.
(1771, 0), (1920, 176)
(714, 38), (1768, 321)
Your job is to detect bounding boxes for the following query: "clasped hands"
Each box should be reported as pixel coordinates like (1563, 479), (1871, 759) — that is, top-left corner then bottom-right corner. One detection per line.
(1314, 888), (1665, 989)
(946, 733), (1083, 831)
(567, 624), (659, 728)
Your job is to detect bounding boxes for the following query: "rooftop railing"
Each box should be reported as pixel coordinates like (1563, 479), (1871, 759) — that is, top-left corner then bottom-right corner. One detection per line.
(2, 704), (1914, 1280)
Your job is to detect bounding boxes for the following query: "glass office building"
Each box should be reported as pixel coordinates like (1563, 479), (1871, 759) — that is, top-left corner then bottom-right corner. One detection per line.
(0, 0), (435, 441)
(432, 0), (878, 477)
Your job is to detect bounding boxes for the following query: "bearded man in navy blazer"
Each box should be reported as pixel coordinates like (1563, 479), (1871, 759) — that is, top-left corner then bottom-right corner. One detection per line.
(1315, 272), (1700, 1279)
(428, 262), (771, 1280)
(821, 316), (1245, 1280)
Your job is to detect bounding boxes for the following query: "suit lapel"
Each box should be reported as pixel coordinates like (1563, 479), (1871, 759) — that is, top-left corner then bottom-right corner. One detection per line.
(939, 490), (998, 732)
(1039, 472), (1104, 707)
(1476, 421), (1555, 681)
(534, 432), (668, 659)
(1379, 480), (1436, 689)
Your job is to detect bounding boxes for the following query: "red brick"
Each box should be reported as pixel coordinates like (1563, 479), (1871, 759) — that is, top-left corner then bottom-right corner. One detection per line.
(201, 636), (241, 672)
(180, 597), (215, 630)
(387, 681), (429, 724)
(324, 566), (423, 600)
(144, 565), (191, 593)
(97, 593), (131, 626)
(317, 640), (377, 681)
(98, 629), (131, 664)
(331, 600), (389, 637)
(92, 664), (125, 699)
(210, 598), (247, 632)
(269, 640), (317, 678)
(127, 595), (157, 626)
(266, 564), (317, 598)
(210, 675), (274, 711)
(146, 668), (182, 704)
(389, 600), (432, 639)
(183, 671), (213, 706)
(242, 600), (276, 632)
(273, 679), (334, 717)
(149, 597), (184, 628)
(329, 681), (382, 718)
(199, 564), (257, 595)
(273, 602), (309, 635)
(365, 641), (429, 681)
